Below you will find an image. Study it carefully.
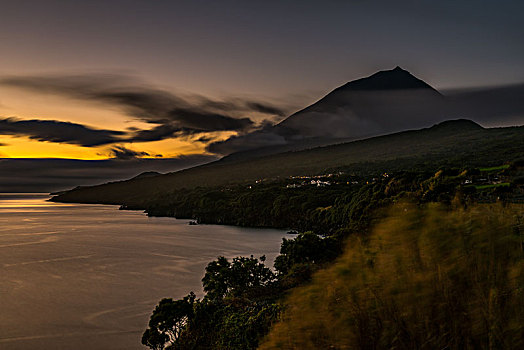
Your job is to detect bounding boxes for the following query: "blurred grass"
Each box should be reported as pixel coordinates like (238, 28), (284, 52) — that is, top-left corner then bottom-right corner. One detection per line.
(260, 203), (524, 349)
(480, 165), (511, 172)
(474, 183), (510, 190)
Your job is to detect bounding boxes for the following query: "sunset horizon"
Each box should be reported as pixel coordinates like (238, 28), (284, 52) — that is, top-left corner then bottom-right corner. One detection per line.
(1, 2), (523, 350)
(1, 1), (523, 166)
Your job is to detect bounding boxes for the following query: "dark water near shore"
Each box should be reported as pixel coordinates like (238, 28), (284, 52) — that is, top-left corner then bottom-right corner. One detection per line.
(0, 194), (287, 349)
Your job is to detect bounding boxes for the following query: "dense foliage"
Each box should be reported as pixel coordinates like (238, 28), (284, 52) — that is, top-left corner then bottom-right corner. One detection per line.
(142, 255), (281, 350)
(144, 181), (391, 234)
(261, 203), (524, 349)
(144, 160), (523, 230)
(142, 162), (523, 349)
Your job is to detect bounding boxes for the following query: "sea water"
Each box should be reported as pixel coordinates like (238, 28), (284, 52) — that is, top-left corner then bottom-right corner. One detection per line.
(0, 194), (287, 349)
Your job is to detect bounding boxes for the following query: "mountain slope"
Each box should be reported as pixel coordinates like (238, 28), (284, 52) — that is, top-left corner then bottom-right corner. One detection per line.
(276, 66), (447, 139)
(209, 67), (451, 155)
(52, 120), (524, 206)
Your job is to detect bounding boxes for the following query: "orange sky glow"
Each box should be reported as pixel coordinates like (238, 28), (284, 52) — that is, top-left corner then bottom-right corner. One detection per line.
(0, 87), (240, 159)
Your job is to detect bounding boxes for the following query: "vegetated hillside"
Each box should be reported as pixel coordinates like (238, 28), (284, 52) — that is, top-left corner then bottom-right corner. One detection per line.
(138, 159), (524, 232)
(260, 202), (524, 350)
(51, 120), (524, 206)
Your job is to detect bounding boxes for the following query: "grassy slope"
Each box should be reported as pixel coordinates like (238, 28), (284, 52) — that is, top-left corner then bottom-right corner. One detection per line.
(260, 203), (524, 349)
(52, 121), (524, 206)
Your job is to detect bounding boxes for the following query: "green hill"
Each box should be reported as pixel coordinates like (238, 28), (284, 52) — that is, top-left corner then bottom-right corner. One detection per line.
(51, 119), (524, 206)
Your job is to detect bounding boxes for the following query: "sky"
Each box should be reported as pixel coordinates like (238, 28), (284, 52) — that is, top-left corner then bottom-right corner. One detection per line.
(0, 0), (523, 177)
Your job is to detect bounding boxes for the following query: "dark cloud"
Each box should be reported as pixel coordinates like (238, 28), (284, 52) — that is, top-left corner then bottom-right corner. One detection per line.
(194, 135), (214, 143)
(3, 73), (521, 156)
(0, 142), (8, 146)
(206, 130), (288, 155)
(245, 102), (286, 116)
(108, 146), (151, 160)
(0, 117), (125, 146)
(165, 107), (253, 132)
(128, 124), (183, 142)
(200, 98), (286, 118)
(1, 74), (287, 143)
(0, 155), (218, 192)
(0, 114), (250, 149)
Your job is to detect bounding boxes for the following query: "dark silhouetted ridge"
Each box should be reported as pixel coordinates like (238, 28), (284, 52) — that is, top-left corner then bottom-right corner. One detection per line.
(429, 119), (484, 132)
(335, 66), (440, 93)
(274, 66), (446, 141)
(51, 121), (523, 206)
(131, 171), (163, 180)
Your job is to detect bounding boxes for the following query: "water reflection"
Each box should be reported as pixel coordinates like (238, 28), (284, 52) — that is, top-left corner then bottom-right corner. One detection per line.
(0, 193), (73, 209)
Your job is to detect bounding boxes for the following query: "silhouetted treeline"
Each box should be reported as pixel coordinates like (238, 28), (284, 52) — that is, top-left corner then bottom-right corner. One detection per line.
(143, 182), (387, 234)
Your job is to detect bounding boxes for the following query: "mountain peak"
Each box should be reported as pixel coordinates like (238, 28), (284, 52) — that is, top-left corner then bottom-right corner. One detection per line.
(429, 119), (484, 132)
(131, 171), (162, 180)
(275, 66), (447, 141)
(337, 66), (439, 93)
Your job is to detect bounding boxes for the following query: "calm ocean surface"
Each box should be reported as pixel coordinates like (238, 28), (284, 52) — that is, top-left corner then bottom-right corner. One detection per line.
(0, 194), (288, 349)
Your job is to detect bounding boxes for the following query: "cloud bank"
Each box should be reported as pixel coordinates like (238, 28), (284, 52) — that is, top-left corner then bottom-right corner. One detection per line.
(0, 117), (125, 146)
(1, 73), (522, 158)
(107, 145), (161, 160)
(2, 74), (286, 144)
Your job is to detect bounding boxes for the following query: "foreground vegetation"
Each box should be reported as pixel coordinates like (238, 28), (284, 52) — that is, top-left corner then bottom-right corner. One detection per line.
(141, 161), (523, 349)
(261, 203), (524, 349)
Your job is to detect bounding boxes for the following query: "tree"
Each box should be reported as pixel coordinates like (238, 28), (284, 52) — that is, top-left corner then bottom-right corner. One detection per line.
(274, 232), (339, 276)
(141, 328), (168, 350)
(202, 255), (275, 300)
(201, 256), (231, 300)
(142, 292), (195, 349)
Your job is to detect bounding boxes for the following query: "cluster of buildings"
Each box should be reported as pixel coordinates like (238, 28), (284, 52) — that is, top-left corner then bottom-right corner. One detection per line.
(286, 179), (332, 188)
(462, 175), (503, 186)
(250, 172), (392, 190)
